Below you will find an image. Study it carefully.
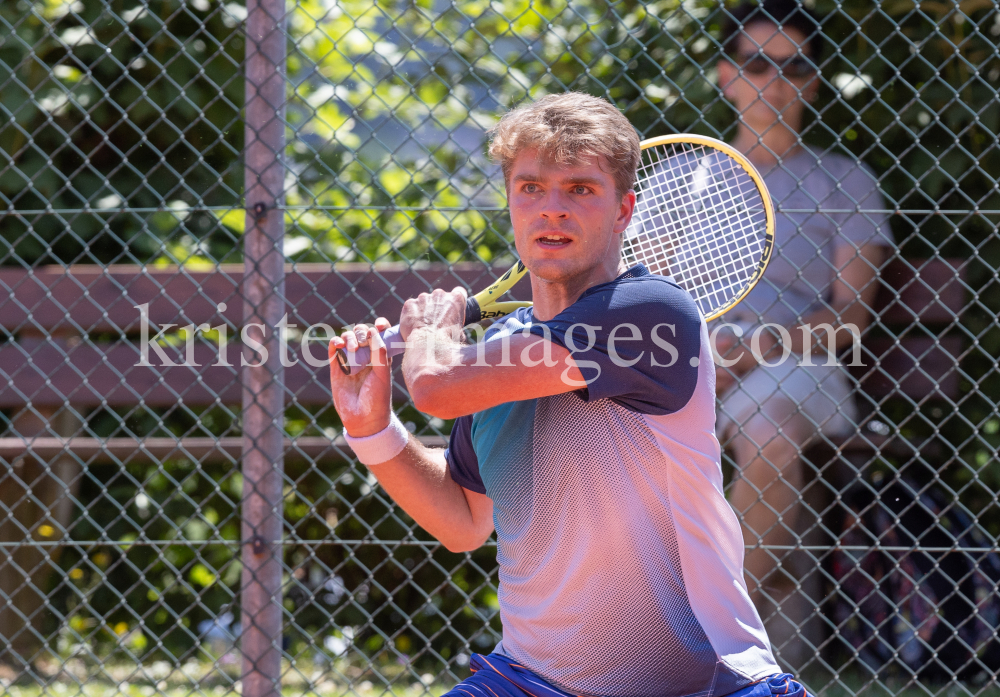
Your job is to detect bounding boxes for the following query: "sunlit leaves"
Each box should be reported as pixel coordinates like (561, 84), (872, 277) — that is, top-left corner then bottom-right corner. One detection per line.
(284, 0), (636, 264)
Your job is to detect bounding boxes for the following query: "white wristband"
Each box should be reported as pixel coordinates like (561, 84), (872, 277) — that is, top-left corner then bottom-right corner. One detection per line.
(343, 413), (409, 466)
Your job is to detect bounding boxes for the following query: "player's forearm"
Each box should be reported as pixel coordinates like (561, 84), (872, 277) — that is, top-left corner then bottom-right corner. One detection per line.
(404, 330), (583, 419)
(402, 326), (464, 416)
(365, 438), (489, 552)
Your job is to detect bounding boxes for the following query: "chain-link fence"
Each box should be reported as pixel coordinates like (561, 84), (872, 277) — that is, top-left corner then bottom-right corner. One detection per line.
(0, 0), (998, 695)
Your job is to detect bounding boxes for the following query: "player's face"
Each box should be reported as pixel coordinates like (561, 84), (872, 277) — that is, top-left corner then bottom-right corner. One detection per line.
(718, 24), (817, 135)
(506, 150), (635, 284)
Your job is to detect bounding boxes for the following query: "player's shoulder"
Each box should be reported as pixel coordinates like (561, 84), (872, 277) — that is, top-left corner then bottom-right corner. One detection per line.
(483, 305), (533, 341)
(584, 263), (689, 297)
(576, 264), (701, 325)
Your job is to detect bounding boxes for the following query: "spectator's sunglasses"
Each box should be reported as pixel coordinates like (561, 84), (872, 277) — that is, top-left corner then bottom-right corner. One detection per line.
(735, 52), (815, 79)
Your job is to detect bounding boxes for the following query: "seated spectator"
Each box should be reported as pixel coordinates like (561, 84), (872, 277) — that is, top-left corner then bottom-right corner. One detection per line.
(713, 0), (893, 667)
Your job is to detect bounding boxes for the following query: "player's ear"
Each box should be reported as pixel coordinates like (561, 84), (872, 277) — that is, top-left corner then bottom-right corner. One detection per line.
(614, 189), (637, 234)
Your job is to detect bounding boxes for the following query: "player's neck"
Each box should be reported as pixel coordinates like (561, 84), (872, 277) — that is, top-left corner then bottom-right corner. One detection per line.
(529, 256), (623, 322)
(732, 123), (804, 168)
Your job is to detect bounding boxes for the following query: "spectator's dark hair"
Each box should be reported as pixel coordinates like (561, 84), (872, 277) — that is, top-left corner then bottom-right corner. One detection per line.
(721, 0), (823, 60)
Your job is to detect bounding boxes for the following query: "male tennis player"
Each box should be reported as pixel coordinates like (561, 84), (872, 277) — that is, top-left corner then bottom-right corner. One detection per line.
(329, 93), (808, 697)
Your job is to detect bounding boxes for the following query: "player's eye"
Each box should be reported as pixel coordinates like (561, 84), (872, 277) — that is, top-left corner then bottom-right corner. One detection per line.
(523, 183), (539, 194)
(572, 185), (589, 195)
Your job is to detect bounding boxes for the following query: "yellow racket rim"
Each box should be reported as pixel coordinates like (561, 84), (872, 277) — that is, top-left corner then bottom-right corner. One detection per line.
(634, 134), (775, 321)
(472, 259), (528, 307)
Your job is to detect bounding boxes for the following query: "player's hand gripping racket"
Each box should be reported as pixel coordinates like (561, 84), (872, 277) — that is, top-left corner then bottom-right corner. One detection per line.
(335, 261), (531, 374)
(336, 134), (774, 375)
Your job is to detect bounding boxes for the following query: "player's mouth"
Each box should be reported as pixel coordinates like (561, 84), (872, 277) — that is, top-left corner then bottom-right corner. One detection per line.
(536, 234), (573, 248)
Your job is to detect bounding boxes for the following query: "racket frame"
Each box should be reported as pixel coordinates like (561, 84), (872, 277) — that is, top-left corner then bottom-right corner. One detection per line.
(464, 259), (531, 322)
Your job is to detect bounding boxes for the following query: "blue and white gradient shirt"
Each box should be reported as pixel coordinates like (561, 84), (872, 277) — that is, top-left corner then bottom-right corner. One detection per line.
(445, 265), (779, 697)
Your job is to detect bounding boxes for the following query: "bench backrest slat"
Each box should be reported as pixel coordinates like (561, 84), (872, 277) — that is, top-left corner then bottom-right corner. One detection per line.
(877, 258), (966, 326)
(0, 263), (521, 333)
(853, 257), (966, 401)
(0, 259), (964, 407)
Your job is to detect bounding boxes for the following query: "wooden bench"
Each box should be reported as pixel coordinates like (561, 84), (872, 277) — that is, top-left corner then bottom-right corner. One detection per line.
(774, 257), (968, 670)
(0, 262), (526, 441)
(0, 257), (964, 501)
(794, 257), (968, 546)
(811, 257), (966, 463)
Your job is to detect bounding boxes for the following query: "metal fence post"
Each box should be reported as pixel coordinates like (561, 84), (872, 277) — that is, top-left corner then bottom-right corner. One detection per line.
(241, 0), (287, 693)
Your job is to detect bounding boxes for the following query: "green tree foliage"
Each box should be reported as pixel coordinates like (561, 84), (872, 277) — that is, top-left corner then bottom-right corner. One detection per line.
(0, 0), (244, 265)
(280, 0), (628, 265)
(54, 439), (502, 673)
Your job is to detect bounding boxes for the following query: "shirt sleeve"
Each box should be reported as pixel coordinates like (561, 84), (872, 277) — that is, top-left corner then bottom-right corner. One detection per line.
(833, 159), (893, 250)
(527, 276), (702, 415)
(444, 414), (485, 494)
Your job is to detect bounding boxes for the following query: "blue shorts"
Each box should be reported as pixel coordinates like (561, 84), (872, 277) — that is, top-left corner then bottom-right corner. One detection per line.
(442, 653), (811, 697)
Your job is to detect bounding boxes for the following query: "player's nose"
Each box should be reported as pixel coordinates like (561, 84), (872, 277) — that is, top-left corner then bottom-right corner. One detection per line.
(538, 190), (571, 219)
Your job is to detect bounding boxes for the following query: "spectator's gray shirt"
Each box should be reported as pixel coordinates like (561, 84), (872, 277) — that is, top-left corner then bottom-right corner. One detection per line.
(728, 147), (892, 329)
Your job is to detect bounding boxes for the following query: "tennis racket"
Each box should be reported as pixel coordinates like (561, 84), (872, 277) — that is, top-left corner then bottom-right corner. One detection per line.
(336, 134), (774, 375)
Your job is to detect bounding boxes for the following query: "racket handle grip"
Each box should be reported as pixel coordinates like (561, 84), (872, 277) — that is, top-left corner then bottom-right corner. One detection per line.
(336, 325), (404, 376)
(464, 295), (483, 324)
(335, 299), (483, 376)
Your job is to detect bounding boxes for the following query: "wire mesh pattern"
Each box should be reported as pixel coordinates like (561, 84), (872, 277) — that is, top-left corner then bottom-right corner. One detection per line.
(0, 0), (998, 695)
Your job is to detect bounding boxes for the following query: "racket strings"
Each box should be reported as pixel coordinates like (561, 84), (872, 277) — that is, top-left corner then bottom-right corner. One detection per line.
(642, 146), (764, 309)
(624, 141), (768, 318)
(638, 145), (762, 286)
